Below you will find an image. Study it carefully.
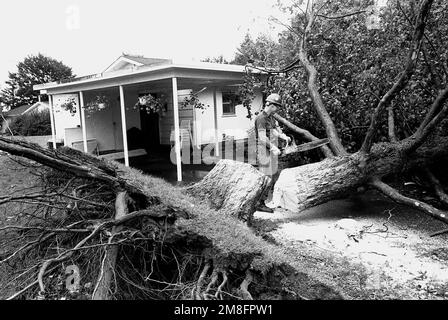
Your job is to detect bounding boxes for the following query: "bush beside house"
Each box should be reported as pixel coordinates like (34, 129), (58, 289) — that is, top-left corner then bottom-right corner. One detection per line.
(8, 109), (51, 136)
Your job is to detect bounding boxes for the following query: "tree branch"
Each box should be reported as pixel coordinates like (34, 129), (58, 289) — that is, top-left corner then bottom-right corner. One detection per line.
(316, 10), (366, 20)
(269, 16), (303, 38)
(0, 137), (121, 187)
(0, 192), (57, 205)
(298, 8), (347, 156)
(0, 137), (156, 204)
(370, 177), (448, 225)
(361, 0), (434, 153)
(388, 103), (398, 143)
(273, 113), (334, 158)
(425, 167), (448, 206)
(397, 0), (448, 80)
(405, 85), (448, 152)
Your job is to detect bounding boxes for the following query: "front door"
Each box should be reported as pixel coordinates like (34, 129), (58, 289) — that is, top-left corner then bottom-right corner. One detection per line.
(139, 93), (161, 151)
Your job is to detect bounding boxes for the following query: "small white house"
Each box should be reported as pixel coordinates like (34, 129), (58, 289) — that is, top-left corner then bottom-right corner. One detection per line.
(1, 102), (49, 134)
(33, 55), (266, 181)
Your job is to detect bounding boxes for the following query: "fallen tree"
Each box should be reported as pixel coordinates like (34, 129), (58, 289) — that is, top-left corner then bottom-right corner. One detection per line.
(242, 0), (448, 225)
(1, 0), (447, 301)
(185, 0), (448, 229)
(0, 138), (343, 300)
(272, 134), (448, 220)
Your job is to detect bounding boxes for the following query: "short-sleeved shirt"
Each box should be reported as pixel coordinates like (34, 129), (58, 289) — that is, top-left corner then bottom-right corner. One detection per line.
(255, 111), (278, 148)
(254, 111), (279, 176)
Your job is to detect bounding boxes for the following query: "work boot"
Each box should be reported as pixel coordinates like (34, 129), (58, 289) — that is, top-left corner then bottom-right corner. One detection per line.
(265, 200), (277, 209)
(256, 204), (274, 213)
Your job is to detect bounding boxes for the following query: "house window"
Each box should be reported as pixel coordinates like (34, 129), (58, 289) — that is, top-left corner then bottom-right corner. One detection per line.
(222, 91), (240, 116)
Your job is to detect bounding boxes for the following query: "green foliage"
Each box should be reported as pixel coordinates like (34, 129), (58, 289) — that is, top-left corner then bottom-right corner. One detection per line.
(181, 92), (209, 111)
(201, 55), (231, 64)
(84, 95), (110, 116)
(8, 110), (51, 136)
(60, 97), (78, 115)
(233, 34), (284, 68)
(236, 0), (448, 153)
(133, 94), (166, 114)
(238, 70), (258, 119)
(0, 54), (74, 110)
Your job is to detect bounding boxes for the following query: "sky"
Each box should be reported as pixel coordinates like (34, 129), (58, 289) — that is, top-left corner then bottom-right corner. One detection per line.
(0, 0), (289, 87)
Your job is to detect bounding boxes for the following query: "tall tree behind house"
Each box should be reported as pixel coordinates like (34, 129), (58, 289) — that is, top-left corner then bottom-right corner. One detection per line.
(0, 54), (74, 109)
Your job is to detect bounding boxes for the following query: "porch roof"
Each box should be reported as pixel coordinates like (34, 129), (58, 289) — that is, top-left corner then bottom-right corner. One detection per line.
(34, 60), (264, 95)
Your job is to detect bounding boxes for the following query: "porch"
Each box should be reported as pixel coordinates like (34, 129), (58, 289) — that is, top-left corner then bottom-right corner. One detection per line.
(37, 62), (251, 182)
(127, 154), (214, 185)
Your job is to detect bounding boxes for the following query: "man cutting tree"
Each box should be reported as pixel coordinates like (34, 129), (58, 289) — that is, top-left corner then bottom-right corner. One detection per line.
(255, 93), (291, 213)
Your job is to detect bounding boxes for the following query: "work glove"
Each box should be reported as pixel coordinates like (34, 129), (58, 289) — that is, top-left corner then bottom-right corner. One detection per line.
(280, 133), (292, 144)
(270, 146), (281, 156)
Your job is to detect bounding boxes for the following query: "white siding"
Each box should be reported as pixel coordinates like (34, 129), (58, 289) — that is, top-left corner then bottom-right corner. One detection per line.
(52, 93), (81, 144)
(54, 90), (142, 152)
(159, 90), (194, 145)
(83, 91), (124, 152)
(194, 88), (264, 146)
(52, 85), (260, 152)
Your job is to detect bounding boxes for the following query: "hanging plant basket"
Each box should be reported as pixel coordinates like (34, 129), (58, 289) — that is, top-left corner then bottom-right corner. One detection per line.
(85, 95), (110, 116)
(60, 97), (78, 116)
(181, 91), (209, 111)
(134, 94), (166, 115)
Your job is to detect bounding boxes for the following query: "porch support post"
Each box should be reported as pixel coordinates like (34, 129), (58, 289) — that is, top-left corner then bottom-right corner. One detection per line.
(172, 77), (182, 182)
(119, 85), (129, 167)
(79, 91), (88, 153)
(213, 88), (219, 157)
(48, 95), (57, 149)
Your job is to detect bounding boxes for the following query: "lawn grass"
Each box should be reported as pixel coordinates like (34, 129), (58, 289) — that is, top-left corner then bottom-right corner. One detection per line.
(115, 162), (345, 299)
(0, 153), (45, 299)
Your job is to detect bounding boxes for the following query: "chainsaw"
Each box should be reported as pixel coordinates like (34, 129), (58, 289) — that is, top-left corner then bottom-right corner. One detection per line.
(280, 137), (330, 157)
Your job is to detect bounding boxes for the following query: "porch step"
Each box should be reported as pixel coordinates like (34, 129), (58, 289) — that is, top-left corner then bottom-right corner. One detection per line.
(99, 149), (147, 161)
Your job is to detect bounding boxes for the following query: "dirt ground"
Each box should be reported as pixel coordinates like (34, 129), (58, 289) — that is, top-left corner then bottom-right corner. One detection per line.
(1, 151), (448, 300)
(253, 190), (448, 300)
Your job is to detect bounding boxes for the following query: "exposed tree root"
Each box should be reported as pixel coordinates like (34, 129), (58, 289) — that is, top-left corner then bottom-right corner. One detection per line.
(92, 191), (129, 300)
(194, 262), (211, 300)
(239, 270), (254, 300)
(0, 140), (341, 300)
(204, 269), (219, 300)
(215, 270), (228, 300)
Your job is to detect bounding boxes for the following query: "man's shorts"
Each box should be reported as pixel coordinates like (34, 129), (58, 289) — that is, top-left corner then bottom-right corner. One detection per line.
(257, 148), (279, 177)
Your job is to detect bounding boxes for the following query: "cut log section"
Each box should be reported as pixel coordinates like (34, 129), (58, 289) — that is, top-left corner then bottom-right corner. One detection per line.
(187, 159), (271, 221)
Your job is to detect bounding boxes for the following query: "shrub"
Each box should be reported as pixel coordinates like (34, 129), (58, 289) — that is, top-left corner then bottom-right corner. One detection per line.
(9, 109), (52, 136)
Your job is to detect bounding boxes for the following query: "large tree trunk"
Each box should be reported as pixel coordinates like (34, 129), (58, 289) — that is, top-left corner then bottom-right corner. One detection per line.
(272, 136), (448, 212)
(186, 135), (448, 222)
